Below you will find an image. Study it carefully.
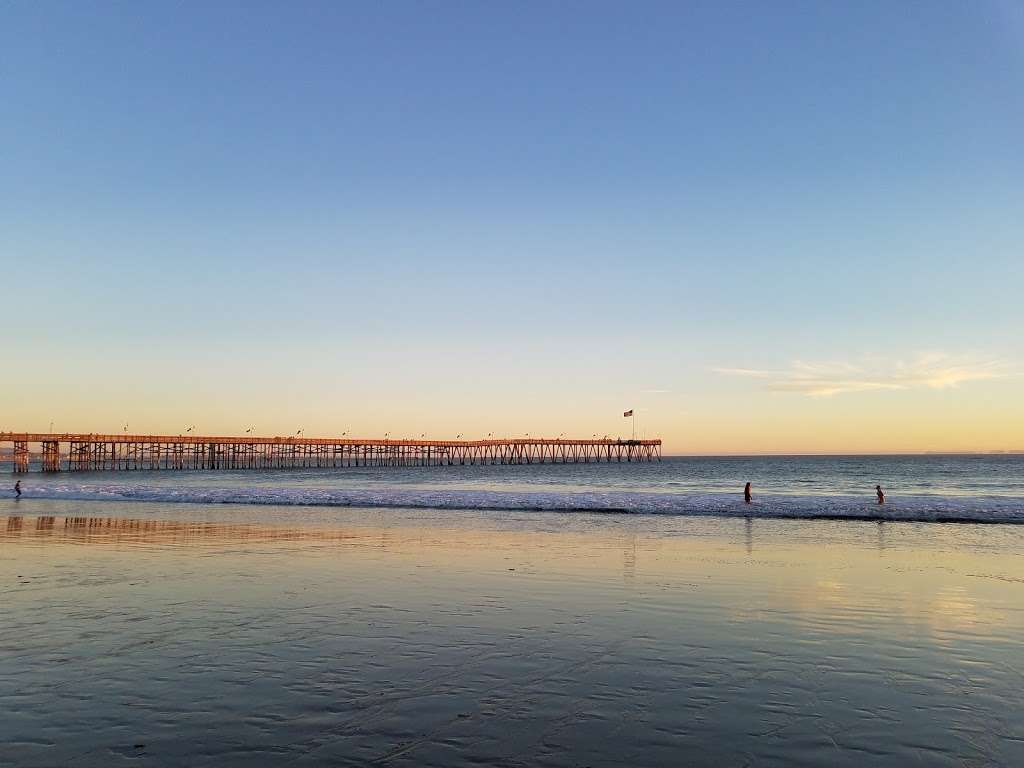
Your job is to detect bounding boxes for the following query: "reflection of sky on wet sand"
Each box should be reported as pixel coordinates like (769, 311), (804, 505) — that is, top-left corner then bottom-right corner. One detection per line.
(2, 509), (1023, 767)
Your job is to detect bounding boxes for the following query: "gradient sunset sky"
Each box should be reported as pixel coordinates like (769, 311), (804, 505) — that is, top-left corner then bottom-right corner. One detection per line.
(3, 2), (1023, 453)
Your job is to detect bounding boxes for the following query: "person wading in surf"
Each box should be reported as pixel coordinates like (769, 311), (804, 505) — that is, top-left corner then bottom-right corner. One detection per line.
(876, 485), (885, 505)
(744, 482), (752, 504)
(14, 481), (21, 499)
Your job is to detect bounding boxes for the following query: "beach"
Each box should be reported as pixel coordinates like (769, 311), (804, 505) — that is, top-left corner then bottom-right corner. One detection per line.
(3, 496), (1023, 766)
(8, 2), (1023, 763)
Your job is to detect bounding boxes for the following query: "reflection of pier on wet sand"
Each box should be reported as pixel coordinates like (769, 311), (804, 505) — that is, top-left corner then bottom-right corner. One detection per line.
(1, 515), (360, 546)
(1, 432), (662, 473)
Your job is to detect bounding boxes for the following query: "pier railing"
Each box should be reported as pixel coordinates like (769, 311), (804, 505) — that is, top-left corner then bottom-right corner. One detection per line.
(1, 433), (662, 472)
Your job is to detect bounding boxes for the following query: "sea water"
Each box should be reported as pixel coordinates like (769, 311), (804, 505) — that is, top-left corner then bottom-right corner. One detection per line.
(4, 454), (1023, 523)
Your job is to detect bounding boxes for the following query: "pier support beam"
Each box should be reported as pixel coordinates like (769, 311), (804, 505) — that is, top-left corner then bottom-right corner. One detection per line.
(42, 440), (61, 472)
(13, 440), (29, 473)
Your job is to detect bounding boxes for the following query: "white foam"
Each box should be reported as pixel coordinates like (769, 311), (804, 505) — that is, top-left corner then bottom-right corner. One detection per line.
(12, 482), (1024, 524)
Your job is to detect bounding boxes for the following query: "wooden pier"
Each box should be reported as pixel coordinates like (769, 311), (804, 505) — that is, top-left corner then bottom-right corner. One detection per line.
(1, 432), (662, 472)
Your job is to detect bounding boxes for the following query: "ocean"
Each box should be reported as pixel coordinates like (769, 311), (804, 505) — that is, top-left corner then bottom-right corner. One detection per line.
(4, 454), (1024, 523)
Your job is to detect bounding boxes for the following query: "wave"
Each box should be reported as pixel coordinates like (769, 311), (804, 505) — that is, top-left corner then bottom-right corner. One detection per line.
(7, 482), (1024, 524)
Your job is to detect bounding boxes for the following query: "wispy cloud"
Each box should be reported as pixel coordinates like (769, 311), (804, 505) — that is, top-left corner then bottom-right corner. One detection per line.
(714, 354), (1009, 397)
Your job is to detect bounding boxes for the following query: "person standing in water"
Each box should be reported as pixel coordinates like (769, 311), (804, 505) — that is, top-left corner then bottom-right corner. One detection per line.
(876, 484), (885, 505)
(14, 481), (21, 499)
(744, 482), (752, 504)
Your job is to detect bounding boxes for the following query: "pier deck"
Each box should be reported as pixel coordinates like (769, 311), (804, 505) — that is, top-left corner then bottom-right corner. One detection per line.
(1, 433), (661, 472)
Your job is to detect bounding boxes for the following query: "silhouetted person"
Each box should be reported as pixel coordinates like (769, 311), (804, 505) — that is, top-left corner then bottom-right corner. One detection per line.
(876, 484), (885, 505)
(744, 482), (752, 504)
(14, 481), (21, 499)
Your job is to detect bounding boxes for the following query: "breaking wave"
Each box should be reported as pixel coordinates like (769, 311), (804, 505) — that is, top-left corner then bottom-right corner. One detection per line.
(10, 482), (1024, 524)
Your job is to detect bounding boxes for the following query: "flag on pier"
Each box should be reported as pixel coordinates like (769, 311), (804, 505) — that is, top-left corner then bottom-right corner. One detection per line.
(623, 410), (633, 417)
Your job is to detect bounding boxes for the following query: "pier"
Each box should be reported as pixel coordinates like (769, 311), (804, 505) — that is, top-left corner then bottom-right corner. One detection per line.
(1, 433), (661, 472)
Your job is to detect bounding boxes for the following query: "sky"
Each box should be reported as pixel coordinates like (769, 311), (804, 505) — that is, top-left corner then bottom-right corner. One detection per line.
(2, 1), (1023, 454)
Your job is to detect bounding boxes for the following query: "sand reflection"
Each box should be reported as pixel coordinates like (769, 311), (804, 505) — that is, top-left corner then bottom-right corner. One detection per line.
(4, 514), (1019, 645)
(0, 515), (361, 547)
(3, 512), (1023, 766)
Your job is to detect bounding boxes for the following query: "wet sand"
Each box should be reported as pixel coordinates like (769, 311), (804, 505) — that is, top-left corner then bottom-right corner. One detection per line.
(2, 502), (1023, 766)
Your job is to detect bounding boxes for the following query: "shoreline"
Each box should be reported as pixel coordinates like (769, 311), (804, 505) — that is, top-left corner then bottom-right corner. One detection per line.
(4, 490), (1024, 525)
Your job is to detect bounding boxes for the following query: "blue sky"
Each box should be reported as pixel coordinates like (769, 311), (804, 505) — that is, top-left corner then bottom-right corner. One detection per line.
(2, 2), (1022, 451)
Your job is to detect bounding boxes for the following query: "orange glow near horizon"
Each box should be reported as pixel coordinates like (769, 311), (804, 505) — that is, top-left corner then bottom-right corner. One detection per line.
(2, 346), (1021, 456)
(2, 377), (1022, 456)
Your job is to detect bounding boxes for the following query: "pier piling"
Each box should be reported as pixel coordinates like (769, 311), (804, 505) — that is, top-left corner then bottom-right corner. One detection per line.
(2, 432), (662, 473)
